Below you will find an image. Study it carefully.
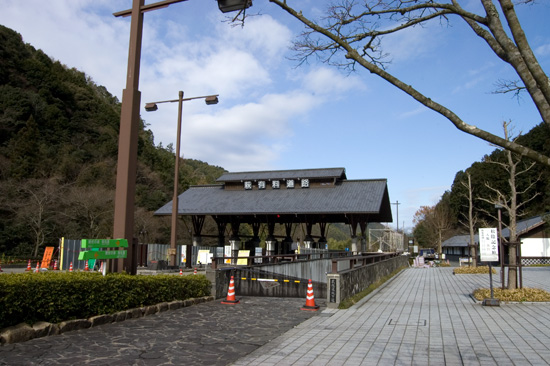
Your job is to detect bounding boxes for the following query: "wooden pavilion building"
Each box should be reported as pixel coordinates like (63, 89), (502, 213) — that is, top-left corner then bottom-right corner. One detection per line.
(155, 167), (393, 259)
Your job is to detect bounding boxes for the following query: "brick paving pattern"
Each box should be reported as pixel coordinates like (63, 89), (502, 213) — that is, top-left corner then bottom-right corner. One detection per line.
(233, 267), (550, 366)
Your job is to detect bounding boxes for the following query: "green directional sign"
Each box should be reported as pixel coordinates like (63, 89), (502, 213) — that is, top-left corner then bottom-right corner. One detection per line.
(78, 250), (127, 260)
(81, 239), (128, 249)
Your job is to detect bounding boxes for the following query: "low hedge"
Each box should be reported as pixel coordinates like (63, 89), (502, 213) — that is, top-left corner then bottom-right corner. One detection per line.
(0, 272), (211, 329)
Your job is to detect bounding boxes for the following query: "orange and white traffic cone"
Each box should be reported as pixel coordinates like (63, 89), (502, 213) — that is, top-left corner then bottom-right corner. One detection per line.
(99, 261), (104, 273)
(26, 260), (31, 271)
(221, 276), (240, 304)
(69, 262), (73, 272)
(301, 279), (320, 311)
(84, 261), (89, 271)
(180, 268), (183, 276)
(194, 268), (197, 275)
(35, 262), (40, 273)
(53, 260), (58, 271)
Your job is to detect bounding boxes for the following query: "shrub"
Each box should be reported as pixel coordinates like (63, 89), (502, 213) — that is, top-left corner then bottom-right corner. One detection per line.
(453, 266), (496, 275)
(0, 272), (211, 329)
(472, 287), (550, 302)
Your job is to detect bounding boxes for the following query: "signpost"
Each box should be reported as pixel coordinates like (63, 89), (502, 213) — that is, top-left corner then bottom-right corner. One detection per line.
(81, 239), (128, 248)
(78, 239), (128, 270)
(479, 228), (500, 306)
(41, 247), (54, 269)
(78, 250), (128, 260)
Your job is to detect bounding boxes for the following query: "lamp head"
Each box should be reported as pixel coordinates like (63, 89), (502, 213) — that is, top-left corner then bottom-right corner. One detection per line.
(144, 103), (158, 112)
(217, 0), (252, 13)
(205, 95), (219, 105)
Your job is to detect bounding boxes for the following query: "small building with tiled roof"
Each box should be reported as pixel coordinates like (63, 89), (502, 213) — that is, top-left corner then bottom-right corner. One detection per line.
(155, 167), (392, 256)
(442, 213), (550, 264)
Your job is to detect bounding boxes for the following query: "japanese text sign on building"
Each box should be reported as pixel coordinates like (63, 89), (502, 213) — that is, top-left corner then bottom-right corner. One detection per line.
(479, 228), (499, 262)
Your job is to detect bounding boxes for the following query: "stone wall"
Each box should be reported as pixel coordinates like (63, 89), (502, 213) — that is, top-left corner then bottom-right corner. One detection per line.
(326, 255), (408, 308)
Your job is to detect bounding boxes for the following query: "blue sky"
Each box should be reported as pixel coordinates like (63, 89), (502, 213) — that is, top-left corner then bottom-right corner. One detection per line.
(1, 0), (549, 232)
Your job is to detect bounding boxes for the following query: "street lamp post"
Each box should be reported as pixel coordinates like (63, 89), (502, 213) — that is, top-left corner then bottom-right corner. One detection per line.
(145, 92), (219, 268)
(112, 0), (251, 273)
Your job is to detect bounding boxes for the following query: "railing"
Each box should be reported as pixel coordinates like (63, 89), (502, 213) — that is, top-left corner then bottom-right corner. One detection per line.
(211, 251), (355, 269)
(210, 251), (402, 270)
(330, 252), (402, 274)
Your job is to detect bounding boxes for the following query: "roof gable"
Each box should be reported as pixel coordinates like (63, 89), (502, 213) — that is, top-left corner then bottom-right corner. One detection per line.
(216, 167), (346, 183)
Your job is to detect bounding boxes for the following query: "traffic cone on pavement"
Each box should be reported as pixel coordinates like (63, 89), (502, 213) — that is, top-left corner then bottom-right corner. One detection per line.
(221, 276), (240, 304)
(69, 262), (73, 272)
(26, 260), (31, 271)
(180, 268), (183, 276)
(53, 260), (58, 271)
(35, 262), (40, 273)
(301, 279), (320, 311)
(194, 268), (197, 275)
(84, 261), (89, 271)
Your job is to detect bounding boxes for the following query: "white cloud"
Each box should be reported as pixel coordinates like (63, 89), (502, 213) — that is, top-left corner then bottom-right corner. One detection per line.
(301, 67), (365, 95)
(398, 106), (428, 119)
(1, 1), (128, 93)
(382, 24), (440, 63)
(217, 14), (293, 64)
(149, 89), (322, 171)
(535, 43), (550, 56)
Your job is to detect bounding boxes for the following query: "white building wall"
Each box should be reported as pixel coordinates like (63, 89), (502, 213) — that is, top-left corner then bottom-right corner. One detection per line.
(521, 238), (550, 257)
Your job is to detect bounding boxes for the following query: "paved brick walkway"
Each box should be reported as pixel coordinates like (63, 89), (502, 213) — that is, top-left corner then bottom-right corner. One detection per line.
(232, 267), (550, 365)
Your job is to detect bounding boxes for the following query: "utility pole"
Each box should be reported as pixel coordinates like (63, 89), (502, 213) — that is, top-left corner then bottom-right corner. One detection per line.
(392, 201), (401, 232)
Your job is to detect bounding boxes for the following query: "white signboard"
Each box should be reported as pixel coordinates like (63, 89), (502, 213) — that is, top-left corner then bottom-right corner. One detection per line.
(197, 250), (212, 265)
(224, 245), (232, 264)
(479, 228), (499, 262)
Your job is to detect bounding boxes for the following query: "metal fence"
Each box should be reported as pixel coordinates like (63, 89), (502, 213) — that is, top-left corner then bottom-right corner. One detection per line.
(60, 239), (85, 270)
(368, 229), (404, 252)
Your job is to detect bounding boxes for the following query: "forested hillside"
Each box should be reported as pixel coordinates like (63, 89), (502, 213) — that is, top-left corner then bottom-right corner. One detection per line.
(414, 121), (550, 247)
(0, 25), (225, 256)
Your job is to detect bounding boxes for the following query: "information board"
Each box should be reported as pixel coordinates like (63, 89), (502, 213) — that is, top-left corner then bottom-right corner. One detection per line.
(224, 245), (232, 264)
(81, 239), (128, 248)
(479, 228), (499, 262)
(197, 249), (212, 265)
(78, 250), (127, 260)
(236, 250), (250, 265)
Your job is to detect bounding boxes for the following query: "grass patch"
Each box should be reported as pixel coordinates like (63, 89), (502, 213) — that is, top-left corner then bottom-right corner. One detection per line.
(473, 287), (550, 302)
(338, 266), (406, 309)
(453, 266), (496, 275)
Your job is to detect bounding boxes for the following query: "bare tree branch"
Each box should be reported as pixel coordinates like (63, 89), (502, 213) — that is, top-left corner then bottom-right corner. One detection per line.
(267, 0), (550, 167)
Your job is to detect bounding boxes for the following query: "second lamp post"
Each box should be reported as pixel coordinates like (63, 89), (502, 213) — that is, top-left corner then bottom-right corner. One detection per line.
(145, 91), (219, 268)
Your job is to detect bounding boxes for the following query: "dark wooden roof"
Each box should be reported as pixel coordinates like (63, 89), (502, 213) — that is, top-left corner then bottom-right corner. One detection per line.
(155, 168), (392, 224)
